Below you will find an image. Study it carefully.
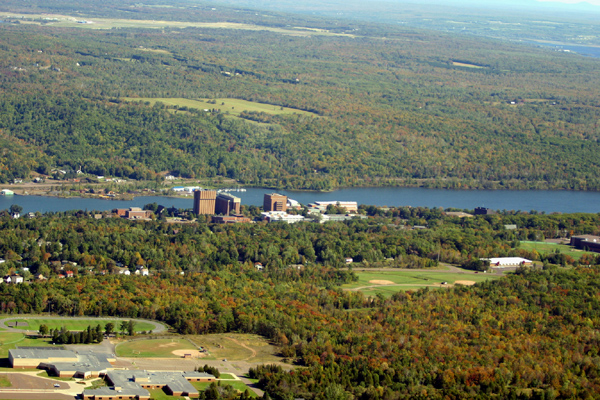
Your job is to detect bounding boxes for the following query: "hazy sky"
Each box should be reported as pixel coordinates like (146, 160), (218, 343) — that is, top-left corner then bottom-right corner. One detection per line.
(537, 0), (600, 5)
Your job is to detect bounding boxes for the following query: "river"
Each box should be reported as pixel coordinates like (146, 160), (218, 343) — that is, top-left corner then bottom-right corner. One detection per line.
(1, 187), (599, 214)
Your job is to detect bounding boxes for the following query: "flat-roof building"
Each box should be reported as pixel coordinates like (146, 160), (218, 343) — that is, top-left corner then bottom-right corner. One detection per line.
(264, 193), (287, 212)
(570, 235), (600, 253)
(193, 190), (217, 215)
(215, 193), (241, 215)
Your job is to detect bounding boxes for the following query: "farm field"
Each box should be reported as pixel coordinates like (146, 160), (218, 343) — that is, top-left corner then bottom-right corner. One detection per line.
(115, 338), (197, 358)
(2, 318), (156, 333)
(122, 97), (318, 118)
(189, 333), (282, 364)
(342, 269), (499, 297)
(519, 241), (595, 261)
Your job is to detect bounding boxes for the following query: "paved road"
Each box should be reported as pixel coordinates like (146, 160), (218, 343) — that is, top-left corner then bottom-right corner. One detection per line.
(0, 315), (168, 333)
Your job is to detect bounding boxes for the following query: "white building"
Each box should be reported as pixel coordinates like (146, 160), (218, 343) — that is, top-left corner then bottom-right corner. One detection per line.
(261, 211), (305, 224)
(485, 257), (533, 267)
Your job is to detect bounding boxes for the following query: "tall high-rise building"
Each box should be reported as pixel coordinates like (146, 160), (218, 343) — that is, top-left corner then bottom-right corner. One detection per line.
(263, 193), (287, 212)
(215, 193), (241, 215)
(193, 190), (217, 215)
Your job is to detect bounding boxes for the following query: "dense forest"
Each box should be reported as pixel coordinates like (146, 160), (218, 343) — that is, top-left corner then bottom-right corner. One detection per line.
(0, 0), (599, 189)
(0, 209), (600, 398)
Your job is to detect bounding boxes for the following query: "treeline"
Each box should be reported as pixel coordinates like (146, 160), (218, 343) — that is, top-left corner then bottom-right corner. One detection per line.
(0, 210), (598, 397)
(1, 208), (600, 281)
(49, 325), (103, 344)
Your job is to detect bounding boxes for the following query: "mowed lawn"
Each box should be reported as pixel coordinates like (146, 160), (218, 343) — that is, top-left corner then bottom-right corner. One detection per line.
(342, 269), (499, 297)
(0, 331), (54, 359)
(116, 338), (196, 357)
(3, 318), (156, 333)
(192, 380), (258, 397)
(519, 241), (595, 261)
(122, 97), (317, 118)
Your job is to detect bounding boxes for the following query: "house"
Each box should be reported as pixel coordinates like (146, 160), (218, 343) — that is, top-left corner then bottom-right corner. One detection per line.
(254, 262), (264, 271)
(5, 275), (24, 284)
(135, 268), (149, 276)
(345, 258), (353, 265)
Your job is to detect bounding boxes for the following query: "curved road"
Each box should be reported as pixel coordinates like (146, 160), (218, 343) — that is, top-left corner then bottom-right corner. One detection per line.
(0, 315), (168, 333)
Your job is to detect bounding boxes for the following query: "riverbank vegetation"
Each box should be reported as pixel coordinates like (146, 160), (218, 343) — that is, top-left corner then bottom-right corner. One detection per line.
(0, 1), (599, 190)
(0, 209), (599, 397)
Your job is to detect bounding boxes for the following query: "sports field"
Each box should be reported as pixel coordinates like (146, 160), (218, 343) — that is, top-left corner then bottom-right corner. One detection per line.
(189, 333), (281, 363)
(0, 331), (53, 359)
(342, 269), (499, 297)
(116, 338), (197, 358)
(2, 318), (156, 333)
(123, 97), (317, 119)
(519, 241), (595, 261)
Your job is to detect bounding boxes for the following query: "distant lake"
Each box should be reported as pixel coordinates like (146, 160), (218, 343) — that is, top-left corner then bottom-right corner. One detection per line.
(526, 41), (600, 58)
(1, 187), (600, 214)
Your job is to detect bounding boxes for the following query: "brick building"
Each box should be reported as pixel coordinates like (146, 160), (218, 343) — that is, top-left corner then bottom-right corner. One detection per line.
(263, 193), (287, 212)
(193, 190), (217, 215)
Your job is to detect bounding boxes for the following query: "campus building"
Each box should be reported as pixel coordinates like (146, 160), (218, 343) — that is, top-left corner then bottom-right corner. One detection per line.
(193, 190), (217, 215)
(215, 193), (241, 215)
(263, 193), (287, 212)
(9, 347), (115, 378)
(83, 370), (215, 400)
(570, 235), (600, 253)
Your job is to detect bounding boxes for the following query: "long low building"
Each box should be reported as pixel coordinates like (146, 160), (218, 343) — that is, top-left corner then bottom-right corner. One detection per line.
(83, 370), (215, 400)
(484, 257), (533, 267)
(570, 235), (600, 253)
(9, 347), (116, 378)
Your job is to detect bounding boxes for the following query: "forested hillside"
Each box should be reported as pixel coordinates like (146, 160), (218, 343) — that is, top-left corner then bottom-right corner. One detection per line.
(0, 210), (600, 398)
(0, 0), (599, 189)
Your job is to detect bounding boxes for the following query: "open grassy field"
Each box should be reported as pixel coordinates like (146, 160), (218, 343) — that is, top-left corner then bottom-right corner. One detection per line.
(452, 61), (485, 68)
(342, 269), (499, 297)
(0, 332), (54, 359)
(3, 318), (156, 333)
(192, 380), (258, 397)
(116, 338), (197, 358)
(0, 12), (354, 37)
(122, 97), (317, 118)
(519, 241), (595, 261)
(189, 333), (281, 363)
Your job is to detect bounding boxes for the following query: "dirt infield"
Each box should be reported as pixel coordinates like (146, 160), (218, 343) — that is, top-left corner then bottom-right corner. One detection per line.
(454, 280), (476, 286)
(369, 280), (395, 285)
(172, 349), (205, 358)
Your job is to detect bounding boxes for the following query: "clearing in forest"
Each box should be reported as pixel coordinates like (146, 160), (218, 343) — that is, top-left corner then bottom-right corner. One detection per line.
(122, 97), (318, 119)
(343, 269), (498, 297)
(188, 333), (282, 363)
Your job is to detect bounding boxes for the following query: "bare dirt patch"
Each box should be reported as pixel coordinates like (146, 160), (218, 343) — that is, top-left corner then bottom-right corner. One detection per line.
(369, 280), (395, 285)
(454, 280), (476, 286)
(171, 349), (205, 358)
(158, 342), (179, 348)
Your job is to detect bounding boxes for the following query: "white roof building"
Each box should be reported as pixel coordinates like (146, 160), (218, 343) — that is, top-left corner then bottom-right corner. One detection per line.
(261, 211), (305, 224)
(485, 257), (533, 267)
